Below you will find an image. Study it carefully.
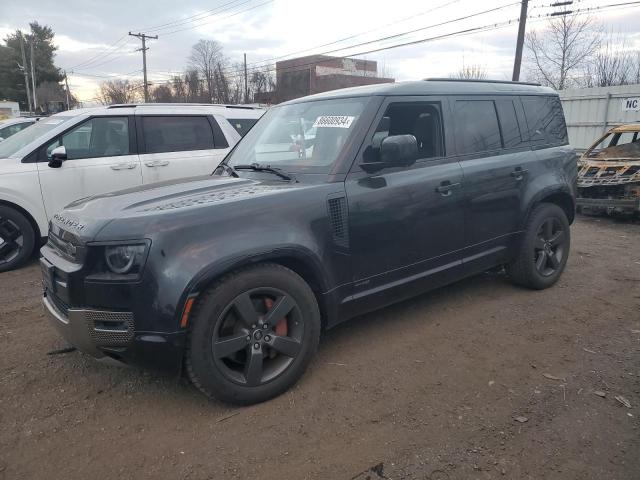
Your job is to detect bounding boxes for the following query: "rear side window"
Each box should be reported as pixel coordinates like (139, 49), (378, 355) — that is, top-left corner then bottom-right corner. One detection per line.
(495, 99), (524, 149)
(454, 100), (502, 155)
(521, 96), (568, 146)
(228, 118), (258, 137)
(141, 116), (214, 154)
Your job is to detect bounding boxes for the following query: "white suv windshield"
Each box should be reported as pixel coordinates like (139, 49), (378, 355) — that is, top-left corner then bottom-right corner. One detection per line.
(0, 116), (76, 158)
(227, 97), (369, 173)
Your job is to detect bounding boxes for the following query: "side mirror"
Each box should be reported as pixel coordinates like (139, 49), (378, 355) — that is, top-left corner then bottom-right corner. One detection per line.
(362, 134), (418, 173)
(48, 145), (67, 168)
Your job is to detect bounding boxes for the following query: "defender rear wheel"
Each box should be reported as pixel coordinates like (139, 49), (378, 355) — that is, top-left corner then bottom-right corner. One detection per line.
(0, 206), (35, 273)
(186, 263), (320, 405)
(506, 203), (570, 290)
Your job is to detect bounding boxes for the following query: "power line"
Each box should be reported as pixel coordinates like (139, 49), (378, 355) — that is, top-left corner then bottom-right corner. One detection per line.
(161, 0), (275, 36)
(149, 0), (522, 81)
(77, 0), (640, 102)
(137, 0), (252, 34)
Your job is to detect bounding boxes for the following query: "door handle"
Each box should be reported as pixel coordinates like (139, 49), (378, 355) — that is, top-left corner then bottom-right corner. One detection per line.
(144, 160), (170, 167)
(510, 167), (528, 181)
(110, 163), (137, 170)
(435, 181), (461, 196)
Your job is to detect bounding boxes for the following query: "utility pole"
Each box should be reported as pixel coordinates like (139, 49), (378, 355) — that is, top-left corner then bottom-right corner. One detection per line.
(244, 53), (248, 104)
(18, 31), (32, 114)
(129, 32), (158, 102)
(64, 71), (71, 110)
(512, 0), (529, 81)
(29, 37), (37, 112)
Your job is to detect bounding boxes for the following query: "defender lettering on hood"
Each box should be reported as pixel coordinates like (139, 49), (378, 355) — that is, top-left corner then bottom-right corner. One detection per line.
(53, 213), (86, 232)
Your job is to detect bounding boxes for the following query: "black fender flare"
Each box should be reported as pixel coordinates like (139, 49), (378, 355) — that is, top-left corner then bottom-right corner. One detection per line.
(175, 245), (331, 327)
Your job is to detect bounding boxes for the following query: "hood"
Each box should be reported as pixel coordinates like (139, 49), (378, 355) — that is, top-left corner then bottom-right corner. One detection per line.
(53, 174), (302, 240)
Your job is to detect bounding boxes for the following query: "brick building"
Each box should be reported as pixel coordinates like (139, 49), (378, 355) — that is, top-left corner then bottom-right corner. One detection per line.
(273, 55), (394, 103)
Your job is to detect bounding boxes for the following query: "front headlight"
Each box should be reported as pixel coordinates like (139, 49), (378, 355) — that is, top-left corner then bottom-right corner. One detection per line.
(86, 240), (150, 281)
(105, 244), (146, 274)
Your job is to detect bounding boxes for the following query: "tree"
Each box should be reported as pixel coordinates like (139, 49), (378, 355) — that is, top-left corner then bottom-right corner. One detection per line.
(36, 81), (77, 109)
(97, 79), (141, 105)
(189, 39), (225, 103)
(583, 35), (636, 87)
(452, 64), (487, 79)
(248, 67), (274, 102)
(525, 15), (601, 90)
(0, 22), (63, 110)
(184, 68), (202, 102)
(150, 83), (174, 103)
(171, 75), (187, 102)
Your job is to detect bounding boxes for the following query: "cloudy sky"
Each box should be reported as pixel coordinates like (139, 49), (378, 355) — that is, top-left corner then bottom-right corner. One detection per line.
(1, 0), (639, 105)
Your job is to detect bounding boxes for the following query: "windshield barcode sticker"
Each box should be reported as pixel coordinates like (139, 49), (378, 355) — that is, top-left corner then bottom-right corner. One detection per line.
(313, 116), (355, 129)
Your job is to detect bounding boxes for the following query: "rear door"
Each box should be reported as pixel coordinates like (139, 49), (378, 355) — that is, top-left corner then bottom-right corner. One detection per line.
(136, 115), (230, 184)
(454, 97), (533, 272)
(37, 115), (142, 218)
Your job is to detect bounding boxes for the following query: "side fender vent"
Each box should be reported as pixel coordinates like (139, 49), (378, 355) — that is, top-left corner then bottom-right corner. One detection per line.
(327, 196), (349, 248)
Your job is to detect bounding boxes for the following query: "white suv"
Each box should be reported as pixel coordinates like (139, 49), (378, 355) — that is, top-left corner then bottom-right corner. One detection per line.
(0, 117), (39, 141)
(0, 103), (264, 271)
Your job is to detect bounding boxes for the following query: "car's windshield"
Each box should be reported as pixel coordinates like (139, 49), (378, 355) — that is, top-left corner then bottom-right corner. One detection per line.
(0, 115), (76, 158)
(226, 97), (370, 173)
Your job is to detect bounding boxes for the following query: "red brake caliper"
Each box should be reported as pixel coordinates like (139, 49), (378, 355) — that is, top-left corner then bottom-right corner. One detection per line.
(264, 298), (288, 336)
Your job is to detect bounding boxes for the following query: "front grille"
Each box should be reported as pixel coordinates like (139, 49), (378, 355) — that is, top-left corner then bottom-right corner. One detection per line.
(85, 310), (134, 346)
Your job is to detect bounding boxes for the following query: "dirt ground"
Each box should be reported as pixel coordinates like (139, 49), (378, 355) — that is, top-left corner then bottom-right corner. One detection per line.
(0, 215), (638, 480)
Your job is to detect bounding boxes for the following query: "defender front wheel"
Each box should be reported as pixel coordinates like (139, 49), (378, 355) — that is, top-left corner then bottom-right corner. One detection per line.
(186, 263), (320, 405)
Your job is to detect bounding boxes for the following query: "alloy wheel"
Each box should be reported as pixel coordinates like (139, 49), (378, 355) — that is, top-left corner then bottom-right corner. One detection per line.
(533, 217), (566, 277)
(0, 217), (24, 265)
(212, 288), (304, 387)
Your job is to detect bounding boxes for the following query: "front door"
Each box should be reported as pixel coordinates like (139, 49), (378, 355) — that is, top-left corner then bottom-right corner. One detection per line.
(344, 98), (465, 313)
(37, 116), (142, 219)
(137, 115), (229, 184)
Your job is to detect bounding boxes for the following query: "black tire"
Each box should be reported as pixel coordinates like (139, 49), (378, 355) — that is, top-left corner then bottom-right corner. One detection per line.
(186, 263), (321, 405)
(0, 206), (36, 273)
(506, 203), (570, 290)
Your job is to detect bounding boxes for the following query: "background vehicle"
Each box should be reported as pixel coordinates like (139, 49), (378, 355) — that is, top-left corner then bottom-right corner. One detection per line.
(0, 103), (264, 272)
(0, 117), (39, 141)
(39, 80), (576, 405)
(577, 123), (640, 216)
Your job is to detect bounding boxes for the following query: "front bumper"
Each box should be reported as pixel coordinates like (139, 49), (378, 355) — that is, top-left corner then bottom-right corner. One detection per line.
(43, 293), (134, 359)
(576, 197), (640, 214)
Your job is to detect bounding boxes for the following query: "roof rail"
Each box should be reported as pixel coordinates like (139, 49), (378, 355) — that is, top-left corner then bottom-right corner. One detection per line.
(106, 103), (262, 109)
(424, 78), (542, 87)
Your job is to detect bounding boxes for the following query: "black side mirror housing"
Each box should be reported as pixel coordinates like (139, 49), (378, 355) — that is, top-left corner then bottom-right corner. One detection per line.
(48, 145), (67, 168)
(362, 134), (418, 173)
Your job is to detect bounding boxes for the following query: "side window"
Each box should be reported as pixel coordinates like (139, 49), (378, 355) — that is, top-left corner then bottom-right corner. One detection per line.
(141, 116), (214, 154)
(454, 100), (502, 155)
(521, 96), (568, 146)
(54, 117), (130, 160)
(495, 99), (524, 149)
(229, 118), (258, 137)
(370, 103), (444, 160)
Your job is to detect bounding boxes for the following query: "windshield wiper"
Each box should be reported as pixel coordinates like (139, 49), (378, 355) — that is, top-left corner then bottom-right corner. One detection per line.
(234, 163), (294, 181)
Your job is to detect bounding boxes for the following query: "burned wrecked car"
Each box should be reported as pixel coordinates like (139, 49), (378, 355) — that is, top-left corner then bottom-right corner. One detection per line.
(577, 124), (640, 216)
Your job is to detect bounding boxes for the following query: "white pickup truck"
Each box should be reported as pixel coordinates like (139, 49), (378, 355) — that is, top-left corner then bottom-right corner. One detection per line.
(0, 103), (264, 271)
